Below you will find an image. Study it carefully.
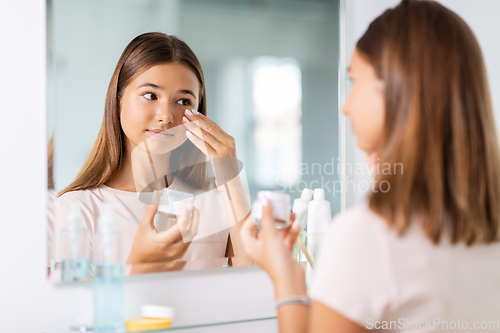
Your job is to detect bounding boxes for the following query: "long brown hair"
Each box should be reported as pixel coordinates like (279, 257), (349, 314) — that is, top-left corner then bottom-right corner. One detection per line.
(59, 32), (208, 197)
(359, 0), (500, 245)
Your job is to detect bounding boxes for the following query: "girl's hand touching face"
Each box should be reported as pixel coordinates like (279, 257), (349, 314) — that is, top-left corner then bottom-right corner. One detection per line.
(182, 108), (237, 159)
(182, 109), (240, 185)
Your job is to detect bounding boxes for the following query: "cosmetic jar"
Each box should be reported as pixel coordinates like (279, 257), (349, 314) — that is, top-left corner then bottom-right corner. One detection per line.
(251, 191), (291, 229)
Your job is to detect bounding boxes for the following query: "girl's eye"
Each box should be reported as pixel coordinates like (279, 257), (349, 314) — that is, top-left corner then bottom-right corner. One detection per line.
(176, 99), (191, 106)
(143, 92), (158, 101)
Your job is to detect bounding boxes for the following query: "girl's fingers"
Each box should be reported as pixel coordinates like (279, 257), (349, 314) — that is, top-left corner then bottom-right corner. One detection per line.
(186, 108), (229, 137)
(183, 109), (234, 148)
(163, 241), (191, 261)
(141, 203), (159, 230)
(174, 205), (198, 243)
(241, 214), (257, 236)
(156, 223), (183, 244)
(183, 111), (223, 141)
(286, 224), (302, 251)
(184, 120), (226, 153)
(278, 213), (296, 239)
(279, 226), (291, 239)
(184, 206), (200, 242)
(260, 200), (277, 237)
(176, 205), (191, 231)
(177, 242), (191, 258)
(139, 190), (161, 230)
(156, 205), (190, 243)
(186, 130), (216, 156)
(239, 216), (259, 253)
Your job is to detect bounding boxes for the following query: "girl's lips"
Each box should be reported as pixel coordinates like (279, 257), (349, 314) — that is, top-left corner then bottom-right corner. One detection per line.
(147, 129), (174, 138)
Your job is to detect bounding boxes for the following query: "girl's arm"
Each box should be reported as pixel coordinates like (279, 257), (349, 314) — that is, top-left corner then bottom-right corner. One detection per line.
(182, 108), (254, 264)
(217, 173), (253, 265)
(239, 201), (367, 333)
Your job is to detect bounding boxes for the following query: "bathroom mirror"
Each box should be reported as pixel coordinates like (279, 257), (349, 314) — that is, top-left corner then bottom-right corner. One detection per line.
(47, 0), (341, 282)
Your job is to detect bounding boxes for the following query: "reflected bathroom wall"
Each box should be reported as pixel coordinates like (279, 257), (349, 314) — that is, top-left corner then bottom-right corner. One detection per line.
(179, 0), (340, 213)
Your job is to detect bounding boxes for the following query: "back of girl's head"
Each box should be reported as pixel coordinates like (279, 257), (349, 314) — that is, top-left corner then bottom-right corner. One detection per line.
(358, 0), (500, 245)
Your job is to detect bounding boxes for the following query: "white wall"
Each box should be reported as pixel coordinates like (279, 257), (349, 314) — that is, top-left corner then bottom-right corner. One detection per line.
(0, 1), (277, 332)
(437, 0), (500, 125)
(344, 0), (500, 207)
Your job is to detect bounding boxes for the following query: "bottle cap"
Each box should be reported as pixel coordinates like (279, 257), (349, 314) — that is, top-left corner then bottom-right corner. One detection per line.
(142, 305), (177, 319)
(313, 188), (325, 200)
(300, 188), (314, 201)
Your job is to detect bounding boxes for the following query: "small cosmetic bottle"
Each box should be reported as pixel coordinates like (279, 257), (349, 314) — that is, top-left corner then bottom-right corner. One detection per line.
(93, 203), (125, 333)
(292, 188), (314, 230)
(291, 188), (313, 263)
(60, 202), (91, 282)
(251, 191), (291, 229)
(306, 188), (331, 285)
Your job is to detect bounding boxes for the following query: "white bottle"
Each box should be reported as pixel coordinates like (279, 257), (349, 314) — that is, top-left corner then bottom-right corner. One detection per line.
(306, 188), (331, 285)
(292, 188), (314, 230)
(60, 202), (91, 281)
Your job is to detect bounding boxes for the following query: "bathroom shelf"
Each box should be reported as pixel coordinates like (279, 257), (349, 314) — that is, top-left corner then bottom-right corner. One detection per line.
(50, 315), (277, 333)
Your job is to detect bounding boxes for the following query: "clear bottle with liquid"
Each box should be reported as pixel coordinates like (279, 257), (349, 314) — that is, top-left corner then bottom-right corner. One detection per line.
(59, 202), (91, 282)
(93, 203), (125, 333)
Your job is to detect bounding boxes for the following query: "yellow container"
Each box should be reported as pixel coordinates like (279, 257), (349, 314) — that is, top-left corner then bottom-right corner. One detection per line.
(126, 317), (172, 332)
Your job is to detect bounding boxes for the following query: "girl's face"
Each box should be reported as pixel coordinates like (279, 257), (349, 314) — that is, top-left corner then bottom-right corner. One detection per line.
(342, 48), (385, 154)
(119, 62), (200, 154)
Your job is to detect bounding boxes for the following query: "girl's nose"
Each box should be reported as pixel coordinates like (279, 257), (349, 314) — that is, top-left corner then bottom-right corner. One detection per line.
(156, 104), (174, 124)
(341, 103), (349, 116)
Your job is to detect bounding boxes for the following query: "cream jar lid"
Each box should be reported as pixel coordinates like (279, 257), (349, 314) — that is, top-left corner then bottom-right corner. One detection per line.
(142, 304), (177, 319)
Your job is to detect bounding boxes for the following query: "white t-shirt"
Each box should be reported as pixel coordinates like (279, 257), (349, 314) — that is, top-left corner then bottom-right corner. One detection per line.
(55, 177), (231, 271)
(309, 204), (500, 332)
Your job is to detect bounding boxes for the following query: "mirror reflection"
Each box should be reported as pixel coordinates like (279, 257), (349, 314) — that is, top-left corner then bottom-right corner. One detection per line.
(47, 0), (340, 282)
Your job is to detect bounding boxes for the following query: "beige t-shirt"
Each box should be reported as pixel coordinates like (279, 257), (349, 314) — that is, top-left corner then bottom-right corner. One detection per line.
(309, 204), (500, 332)
(55, 177), (230, 271)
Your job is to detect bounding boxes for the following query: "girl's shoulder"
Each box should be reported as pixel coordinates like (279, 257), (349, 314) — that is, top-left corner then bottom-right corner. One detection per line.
(329, 203), (390, 237)
(58, 184), (105, 202)
(56, 184), (133, 211)
(57, 186), (96, 205)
